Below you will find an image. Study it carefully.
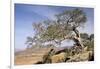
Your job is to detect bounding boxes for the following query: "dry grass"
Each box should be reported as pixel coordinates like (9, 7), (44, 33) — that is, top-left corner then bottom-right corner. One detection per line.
(15, 48), (52, 65)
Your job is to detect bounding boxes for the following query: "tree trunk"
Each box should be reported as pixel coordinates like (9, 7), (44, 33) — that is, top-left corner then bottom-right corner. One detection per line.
(72, 27), (84, 48)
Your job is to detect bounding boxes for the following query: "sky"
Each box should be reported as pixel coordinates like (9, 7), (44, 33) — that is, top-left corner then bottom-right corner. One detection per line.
(15, 4), (94, 51)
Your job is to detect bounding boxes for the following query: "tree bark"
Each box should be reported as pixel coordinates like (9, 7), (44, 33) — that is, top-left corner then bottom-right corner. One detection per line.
(72, 27), (84, 48)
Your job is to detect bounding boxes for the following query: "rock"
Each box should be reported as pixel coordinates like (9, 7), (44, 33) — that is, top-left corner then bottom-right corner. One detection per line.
(67, 51), (93, 62)
(51, 52), (66, 63)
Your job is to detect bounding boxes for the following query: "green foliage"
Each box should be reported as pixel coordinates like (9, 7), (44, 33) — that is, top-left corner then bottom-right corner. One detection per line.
(32, 8), (87, 42)
(41, 23), (72, 41)
(56, 8), (87, 28)
(25, 36), (34, 48)
(26, 8), (88, 48)
(80, 33), (89, 40)
(81, 33), (94, 51)
(90, 34), (94, 41)
(40, 8), (87, 42)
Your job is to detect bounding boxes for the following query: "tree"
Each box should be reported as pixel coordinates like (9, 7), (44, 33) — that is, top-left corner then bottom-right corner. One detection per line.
(80, 33), (94, 51)
(88, 34), (94, 51)
(28, 8), (87, 49)
(90, 34), (94, 41)
(43, 8), (87, 48)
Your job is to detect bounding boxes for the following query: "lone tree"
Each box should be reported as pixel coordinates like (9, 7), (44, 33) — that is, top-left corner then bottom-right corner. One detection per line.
(26, 8), (87, 49)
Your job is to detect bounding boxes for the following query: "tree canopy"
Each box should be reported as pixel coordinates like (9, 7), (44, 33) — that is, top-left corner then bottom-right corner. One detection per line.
(26, 8), (87, 48)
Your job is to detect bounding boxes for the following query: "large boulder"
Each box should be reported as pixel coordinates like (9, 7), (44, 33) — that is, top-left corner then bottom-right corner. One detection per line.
(50, 52), (66, 63)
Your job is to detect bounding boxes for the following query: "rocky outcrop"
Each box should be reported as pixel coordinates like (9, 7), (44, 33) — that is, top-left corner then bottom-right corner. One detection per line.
(50, 52), (66, 63)
(67, 51), (93, 62)
(15, 46), (94, 65)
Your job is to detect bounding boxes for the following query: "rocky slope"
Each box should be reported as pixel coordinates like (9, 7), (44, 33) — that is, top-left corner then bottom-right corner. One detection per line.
(15, 46), (94, 65)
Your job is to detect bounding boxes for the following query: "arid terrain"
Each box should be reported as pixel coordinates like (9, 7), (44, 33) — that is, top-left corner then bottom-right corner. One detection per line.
(15, 46), (94, 65)
(15, 5), (94, 65)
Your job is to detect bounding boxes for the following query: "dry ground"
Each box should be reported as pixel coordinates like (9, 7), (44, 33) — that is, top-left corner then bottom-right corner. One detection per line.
(15, 47), (94, 65)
